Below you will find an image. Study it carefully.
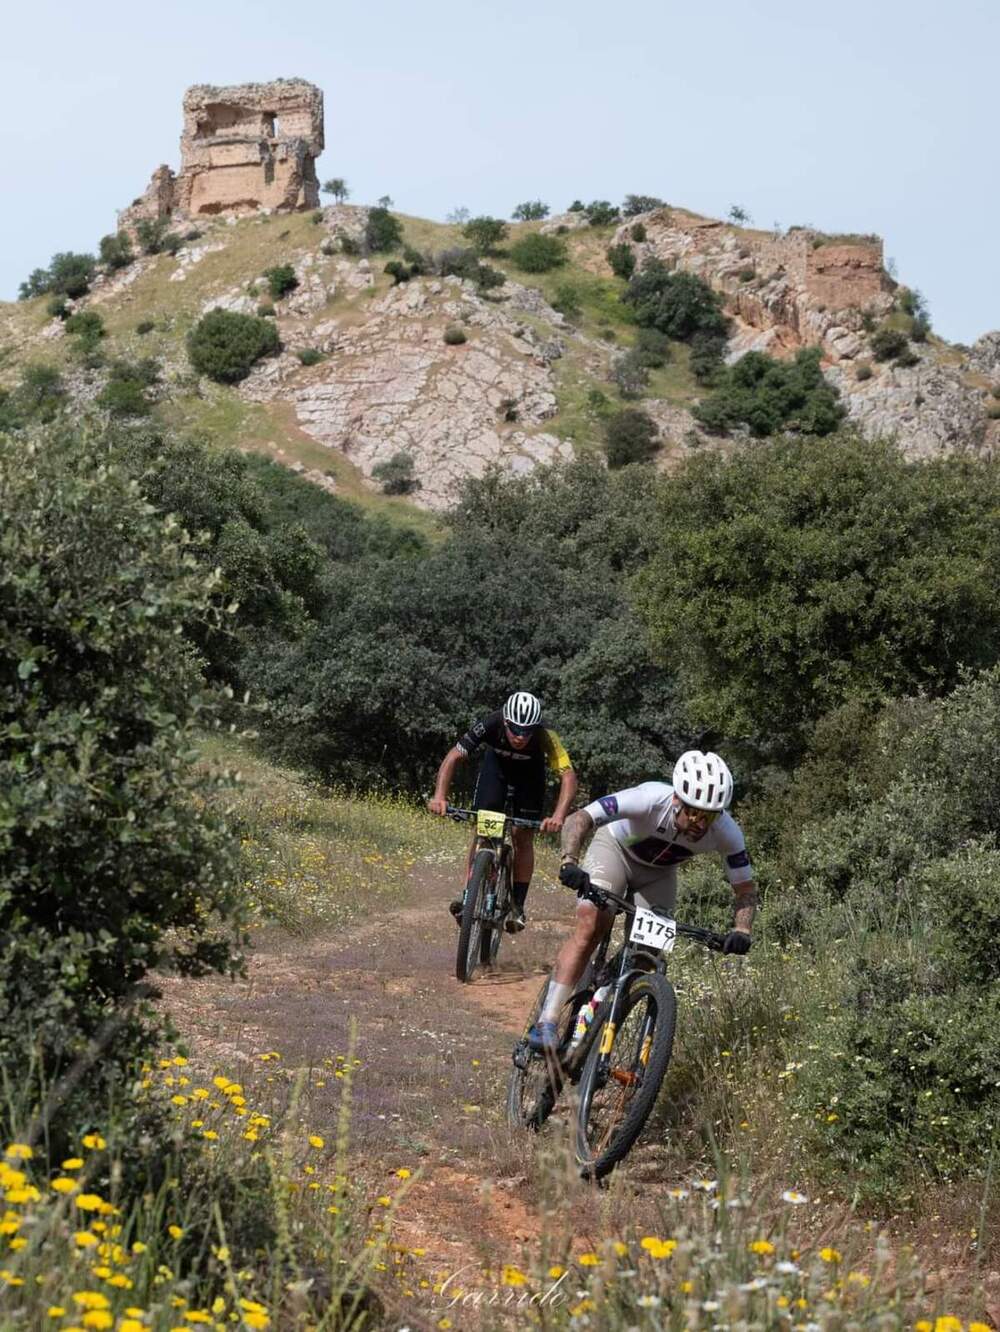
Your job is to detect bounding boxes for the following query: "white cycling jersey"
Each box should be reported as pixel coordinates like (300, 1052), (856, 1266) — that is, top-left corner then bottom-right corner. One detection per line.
(583, 781), (753, 885)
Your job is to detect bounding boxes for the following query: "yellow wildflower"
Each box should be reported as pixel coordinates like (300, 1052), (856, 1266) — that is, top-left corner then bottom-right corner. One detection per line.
(640, 1236), (677, 1259)
(72, 1292), (111, 1310)
(502, 1265), (527, 1286)
(548, 1265), (565, 1278)
(82, 1313), (113, 1330)
(243, 1315), (269, 1331)
(612, 1241), (628, 1256)
(74, 1232), (99, 1248)
(820, 1247), (842, 1264)
(74, 1194), (105, 1212)
(47, 1309), (66, 1319)
(120, 1322), (145, 1332)
(131, 1242), (147, 1254)
(750, 1239), (775, 1256)
(62, 1158), (84, 1170)
(308, 1135), (324, 1149)
(396, 1168), (411, 1179)
(81, 1135), (106, 1151)
(578, 1253), (599, 1266)
(168, 1225), (183, 1240)
(4, 1144), (33, 1161)
(376, 1196), (391, 1207)
(934, 1320), (963, 1332)
(52, 1177), (79, 1194)
(182, 1313), (212, 1325)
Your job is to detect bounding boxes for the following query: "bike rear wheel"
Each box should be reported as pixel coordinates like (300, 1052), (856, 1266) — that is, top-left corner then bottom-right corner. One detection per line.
(575, 972), (677, 1179)
(456, 848), (494, 983)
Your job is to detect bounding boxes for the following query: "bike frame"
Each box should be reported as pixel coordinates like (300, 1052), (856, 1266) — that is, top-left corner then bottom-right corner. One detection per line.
(446, 803), (542, 933)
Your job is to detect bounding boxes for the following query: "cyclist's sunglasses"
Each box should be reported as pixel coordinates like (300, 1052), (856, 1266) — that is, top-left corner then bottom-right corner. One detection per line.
(505, 721), (539, 738)
(678, 801), (721, 825)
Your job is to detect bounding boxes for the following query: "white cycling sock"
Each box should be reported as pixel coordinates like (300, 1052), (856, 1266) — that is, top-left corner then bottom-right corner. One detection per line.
(540, 980), (572, 1024)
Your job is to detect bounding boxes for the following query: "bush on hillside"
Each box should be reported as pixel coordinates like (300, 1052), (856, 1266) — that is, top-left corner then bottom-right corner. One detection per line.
(633, 434), (1000, 759)
(689, 330), (727, 384)
(508, 233), (567, 273)
(296, 347), (323, 365)
(64, 310), (106, 360)
(372, 451), (421, 496)
(584, 200), (620, 227)
(364, 207), (403, 253)
(551, 281), (583, 320)
(263, 264), (299, 300)
(0, 423), (243, 1150)
(606, 242), (636, 280)
(512, 201), (550, 221)
(630, 222), (647, 242)
(436, 247), (505, 290)
(462, 216), (509, 255)
(96, 359), (160, 418)
(187, 309), (280, 383)
(18, 251), (96, 301)
(693, 347), (845, 437)
(622, 194), (664, 217)
(443, 325), (467, 345)
(99, 233), (134, 271)
(623, 260), (730, 342)
(870, 327), (909, 361)
(634, 327), (671, 368)
(11, 364), (67, 425)
(610, 349), (649, 399)
(604, 408), (659, 467)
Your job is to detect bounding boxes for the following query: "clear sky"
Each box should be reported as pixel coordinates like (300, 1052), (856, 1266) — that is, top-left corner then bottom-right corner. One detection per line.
(2, 0), (995, 343)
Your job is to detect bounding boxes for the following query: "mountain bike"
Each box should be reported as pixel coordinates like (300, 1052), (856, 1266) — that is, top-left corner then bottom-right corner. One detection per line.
(507, 879), (724, 1180)
(445, 805), (543, 983)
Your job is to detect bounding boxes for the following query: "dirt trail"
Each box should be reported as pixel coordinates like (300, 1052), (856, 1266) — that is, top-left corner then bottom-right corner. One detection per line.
(160, 859), (583, 1327)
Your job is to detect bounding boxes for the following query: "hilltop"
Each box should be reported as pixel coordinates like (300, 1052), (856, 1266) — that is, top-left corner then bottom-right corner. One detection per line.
(3, 181), (998, 512)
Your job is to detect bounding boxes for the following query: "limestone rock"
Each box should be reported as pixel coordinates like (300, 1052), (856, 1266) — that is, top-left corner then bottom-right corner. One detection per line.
(541, 212), (590, 235)
(827, 358), (990, 458)
(968, 331), (1000, 379)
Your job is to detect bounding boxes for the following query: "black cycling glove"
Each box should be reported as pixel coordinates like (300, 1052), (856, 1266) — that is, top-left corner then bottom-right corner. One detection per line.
(559, 862), (591, 893)
(722, 930), (752, 955)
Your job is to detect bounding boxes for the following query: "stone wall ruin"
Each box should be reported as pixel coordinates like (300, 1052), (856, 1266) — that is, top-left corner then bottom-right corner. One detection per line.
(118, 79), (323, 232)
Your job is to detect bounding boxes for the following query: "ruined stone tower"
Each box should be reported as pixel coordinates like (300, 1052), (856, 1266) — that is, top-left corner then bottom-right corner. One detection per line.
(119, 78), (324, 231)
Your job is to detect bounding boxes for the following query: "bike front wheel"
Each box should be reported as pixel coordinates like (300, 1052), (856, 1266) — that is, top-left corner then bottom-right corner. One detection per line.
(575, 972), (677, 1179)
(456, 848), (495, 983)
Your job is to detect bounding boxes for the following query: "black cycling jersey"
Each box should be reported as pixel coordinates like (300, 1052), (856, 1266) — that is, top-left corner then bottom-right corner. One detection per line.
(456, 711), (574, 821)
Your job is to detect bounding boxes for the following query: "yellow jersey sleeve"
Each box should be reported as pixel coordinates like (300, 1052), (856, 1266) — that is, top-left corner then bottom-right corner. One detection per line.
(542, 729), (574, 776)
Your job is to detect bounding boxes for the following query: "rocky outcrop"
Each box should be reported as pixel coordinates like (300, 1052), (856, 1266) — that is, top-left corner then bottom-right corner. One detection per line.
(968, 332), (1000, 380)
(240, 271), (574, 508)
(119, 79), (323, 231)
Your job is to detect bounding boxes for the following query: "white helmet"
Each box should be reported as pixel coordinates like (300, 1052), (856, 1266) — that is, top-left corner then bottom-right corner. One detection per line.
(672, 750), (733, 812)
(503, 691), (542, 729)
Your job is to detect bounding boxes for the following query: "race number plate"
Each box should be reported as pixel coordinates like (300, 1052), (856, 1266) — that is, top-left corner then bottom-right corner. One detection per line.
(629, 908), (677, 953)
(477, 809), (507, 838)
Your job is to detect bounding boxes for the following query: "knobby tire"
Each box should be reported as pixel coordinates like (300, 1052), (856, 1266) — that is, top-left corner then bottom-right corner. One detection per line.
(481, 853), (512, 967)
(575, 972), (677, 1179)
(456, 848), (494, 983)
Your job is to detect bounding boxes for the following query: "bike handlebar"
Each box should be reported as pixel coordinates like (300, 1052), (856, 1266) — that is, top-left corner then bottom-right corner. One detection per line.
(572, 880), (726, 951)
(444, 804), (544, 831)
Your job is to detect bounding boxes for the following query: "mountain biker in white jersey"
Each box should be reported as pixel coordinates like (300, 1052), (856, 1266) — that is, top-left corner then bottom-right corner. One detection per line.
(528, 749), (757, 1052)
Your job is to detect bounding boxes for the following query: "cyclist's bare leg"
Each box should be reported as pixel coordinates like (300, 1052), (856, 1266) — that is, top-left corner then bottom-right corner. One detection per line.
(552, 898), (615, 988)
(512, 826), (534, 886)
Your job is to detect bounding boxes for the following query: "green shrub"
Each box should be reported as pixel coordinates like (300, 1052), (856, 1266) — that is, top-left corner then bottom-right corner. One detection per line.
(584, 200), (620, 227)
(635, 327), (671, 368)
(606, 242), (636, 280)
(296, 347), (323, 366)
(693, 347), (845, 438)
(339, 234), (362, 256)
(633, 436), (1000, 756)
(855, 361), (873, 381)
(135, 217), (172, 255)
(46, 295), (69, 320)
(263, 263), (298, 299)
(586, 387), (610, 412)
(6, 364), (66, 426)
(18, 251), (96, 300)
(630, 222), (647, 242)
(623, 260), (730, 341)
(371, 451), (421, 495)
(436, 247), (505, 290)
(96, 377), (151, 418)
(622, 194), (664, 217)
(322, 177), (350, 202)
(511, 201), (549, 221)
(187, 309), (280, 383)
(604, 408), (659, 467)
(508, 233), (567, 273)
(365, 207), (403, 253)
(256, 301), (276, 318)
(894, 347), (919, 368)
(136, 319), (155, 335)
(738, 266), (755, 282)
(384, 260), (413, 284)
(443, 325), (467, 346)
(567, 200), (586, 212)
(870, 327), (909, 361)
(462, 215), (509, 255)
(987, 403), (1000, 420)
(688, 331), (727, 384)
(99, 233), (134, 271)
(611, 349), (649, 399)
(0, 422), (243, 1149)
(551, 281), (583, 319)
(64, 310), (106, 357)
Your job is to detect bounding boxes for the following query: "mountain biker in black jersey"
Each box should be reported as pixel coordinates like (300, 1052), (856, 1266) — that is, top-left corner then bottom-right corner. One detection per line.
(427, 692), (578, 932)
(528, 749), (757, 1050)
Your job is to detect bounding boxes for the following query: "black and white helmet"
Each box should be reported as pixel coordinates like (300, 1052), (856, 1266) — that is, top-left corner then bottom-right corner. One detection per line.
(503, 691), (542, 729)
(672, 750), (733, 812)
